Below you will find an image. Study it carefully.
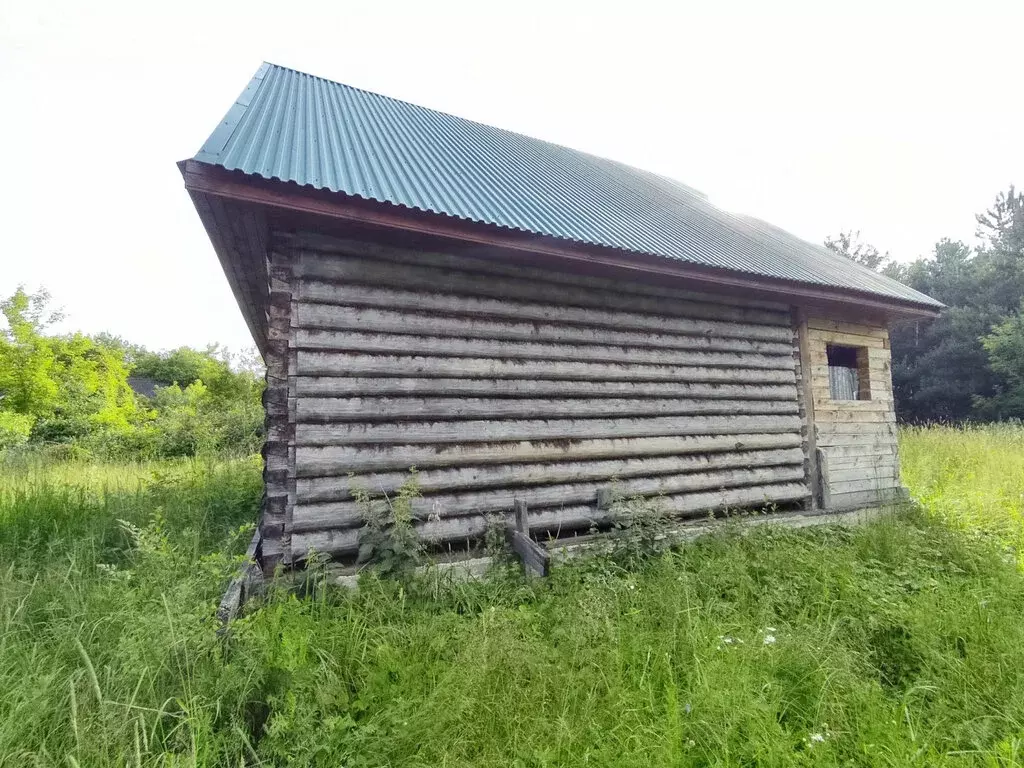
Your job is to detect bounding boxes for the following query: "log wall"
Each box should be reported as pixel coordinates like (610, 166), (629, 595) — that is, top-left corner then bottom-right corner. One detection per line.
(805, 318), (903, 510)
(259, 232), (817, 566)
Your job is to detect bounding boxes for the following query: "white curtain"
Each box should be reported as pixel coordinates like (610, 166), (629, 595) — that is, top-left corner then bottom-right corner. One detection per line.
(829, 366), (859, 400)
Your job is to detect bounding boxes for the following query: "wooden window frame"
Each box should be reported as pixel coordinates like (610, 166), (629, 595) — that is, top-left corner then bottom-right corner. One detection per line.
(826, 343), (872, 401)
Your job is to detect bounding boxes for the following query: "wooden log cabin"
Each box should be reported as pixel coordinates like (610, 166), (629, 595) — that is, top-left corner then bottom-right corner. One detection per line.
(180, 63), (942, 575)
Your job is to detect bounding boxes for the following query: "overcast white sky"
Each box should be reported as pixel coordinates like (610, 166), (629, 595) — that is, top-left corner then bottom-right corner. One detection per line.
(2, 0), (1021, 354)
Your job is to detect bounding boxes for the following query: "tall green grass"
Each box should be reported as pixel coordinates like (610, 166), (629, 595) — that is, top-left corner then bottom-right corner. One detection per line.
(1, 428), (1024, 766)
(901, 423), (1024, 564)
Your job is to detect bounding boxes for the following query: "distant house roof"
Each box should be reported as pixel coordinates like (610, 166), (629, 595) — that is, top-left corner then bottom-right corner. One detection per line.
(193, 63), (941, 312)
(127, 376), (161, 399)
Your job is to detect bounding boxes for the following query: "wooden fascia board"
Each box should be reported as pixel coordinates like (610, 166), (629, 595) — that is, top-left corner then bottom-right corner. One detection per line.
(180, 160), (942, 321)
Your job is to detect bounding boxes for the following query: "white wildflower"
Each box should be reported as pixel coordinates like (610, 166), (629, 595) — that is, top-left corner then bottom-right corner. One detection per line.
(763, 634), (777, 645)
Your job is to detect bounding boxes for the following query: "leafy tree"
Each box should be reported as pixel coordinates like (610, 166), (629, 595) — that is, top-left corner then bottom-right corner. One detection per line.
(877, 186), (1024, 422)
(825, 230), (891, 271)
(0, 287), (263, 457)
(0, 287), (63, 418)
(975, 301), (1024, 419)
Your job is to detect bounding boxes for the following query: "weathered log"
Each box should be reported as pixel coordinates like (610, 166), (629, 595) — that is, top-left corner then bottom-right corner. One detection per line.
(294, 252), (791, 326)
(289, 481), (811, 558)
(291, 465), (807, 532)
(296, 447), (807, 501)
(293, 301), (796, 355)
(296, 432), (804, 475)
(295, 413), (803, 447)
(292, 329), (794, 370)
(296, 281), (794, 342)
(294, 376), (797, 401)
(296, 352), (798, 385)
(281, 231), (791, 311)
(295, 396), (799, 423)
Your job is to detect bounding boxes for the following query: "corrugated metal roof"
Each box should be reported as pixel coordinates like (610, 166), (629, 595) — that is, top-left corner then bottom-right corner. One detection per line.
(195, 63), (941, 310)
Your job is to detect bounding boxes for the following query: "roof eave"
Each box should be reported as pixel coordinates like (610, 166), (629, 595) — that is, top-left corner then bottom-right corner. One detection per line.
(180, 160), (943, 328)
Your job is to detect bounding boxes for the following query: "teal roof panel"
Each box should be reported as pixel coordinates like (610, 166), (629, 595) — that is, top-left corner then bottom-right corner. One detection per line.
(195, 63), (941, 310)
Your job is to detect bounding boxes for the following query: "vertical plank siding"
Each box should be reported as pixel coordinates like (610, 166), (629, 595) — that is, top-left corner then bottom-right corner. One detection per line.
(268, 233), (815, 561)
(805, 318), (903, 510)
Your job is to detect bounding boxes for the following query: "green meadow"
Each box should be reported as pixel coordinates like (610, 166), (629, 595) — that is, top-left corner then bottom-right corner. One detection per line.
(2, 426), (1024, 766)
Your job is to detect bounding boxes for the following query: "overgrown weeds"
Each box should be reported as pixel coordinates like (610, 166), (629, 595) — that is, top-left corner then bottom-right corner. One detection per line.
(2, 428), (1024, 765)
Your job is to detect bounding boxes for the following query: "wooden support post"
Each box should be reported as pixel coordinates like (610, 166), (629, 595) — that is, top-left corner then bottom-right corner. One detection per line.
(507, 499), (550, 577)
(514, 498), (529, 535)
(793, 307), (821, 509)
(816, 447), (832, 509)
(216, 527), (264, 635)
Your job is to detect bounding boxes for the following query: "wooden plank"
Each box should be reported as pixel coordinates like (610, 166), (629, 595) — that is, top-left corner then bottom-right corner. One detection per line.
(806, 329), (886, 348)
(514, 499), (529, 534)
(295, 376), (798, 401)
(806, 318), (889, 338)
(509, 530), (550, 576)
(816, 447), (831, 509)
(216, 528), (263, 633)
(296, 432), (805, 475)
(296, 352), (798, 385)
(814, 410), (895, 424)
(508, 500), (549, 577)
(296, 447), (807, 502)
(828, 487), (908, 511)
(825, 454), (899, 471)
(813, 401), (895, 413)
(815, 434), (899, 448)
(282, 231), (792, 311)
(295, 413), (803, 447)
(829, 477), (901, 495)
(295, 396), (799, 423)
(827, 466), (900, 484)
(816, 422), (896, 436)
(294, 252), (791, 326)
(291, 466), (807, 532)
(290, 481), (811, 558)
(296, 281), (795, 342)
(292, 328), (795, 370)
(811, 387), (894, 403)
(817, 444), (896, 460)
(809, 363), (887, 380)
(294, 301), (796, 355)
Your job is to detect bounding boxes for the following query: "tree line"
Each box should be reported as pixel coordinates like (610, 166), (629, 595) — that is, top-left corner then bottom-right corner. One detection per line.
(827, 186), (1024, 423)
(0, 288), (263, 457)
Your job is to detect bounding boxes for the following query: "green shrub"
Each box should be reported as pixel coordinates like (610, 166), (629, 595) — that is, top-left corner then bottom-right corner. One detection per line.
(0, 411), (33, 450)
